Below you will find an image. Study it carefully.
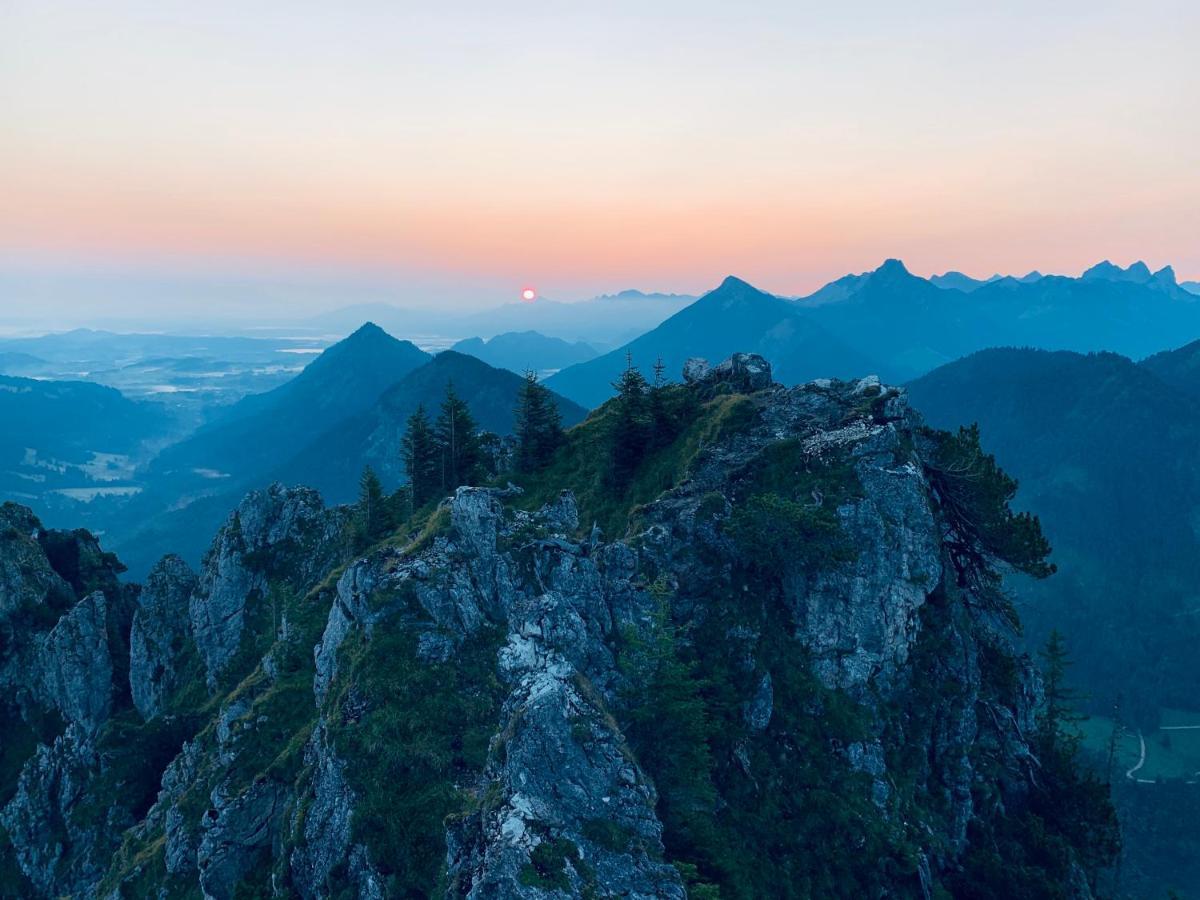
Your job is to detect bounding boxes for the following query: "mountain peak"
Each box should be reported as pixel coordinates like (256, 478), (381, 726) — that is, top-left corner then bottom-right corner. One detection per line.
(1082, 260), (1158, 284)
(873, 258), (911, 278)
(867, 259), (915, 286)
(717, 275), (756, 291)
(310, 321), (413, 368)
(300, 321), (427, 381)
(1082, 260), (1120, 279)
(1153, 265), (1177, 286)
(698, 275), (775, 305)
(346, 321), (389, 341)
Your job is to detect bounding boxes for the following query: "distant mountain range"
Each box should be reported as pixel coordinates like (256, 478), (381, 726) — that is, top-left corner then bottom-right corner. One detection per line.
(546, 259), (1200, 407)
(1081, 259), (1179, 286)
(7, 257), (1200, 574)
(450, 331), (597, 375)
(274, 350), (586, 502)
(546, 276), (878, 408)
(146, 324), (430, 493)
(6, 259), (1200, 898)
(929, 270), (1043, 291)
(102, 329), (583, 576)
(0, 351), (50, 375)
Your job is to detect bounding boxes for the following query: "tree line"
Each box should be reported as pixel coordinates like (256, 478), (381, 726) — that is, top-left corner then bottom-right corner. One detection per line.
(355, 354), (687, 548)
(352, 371), (565, 546)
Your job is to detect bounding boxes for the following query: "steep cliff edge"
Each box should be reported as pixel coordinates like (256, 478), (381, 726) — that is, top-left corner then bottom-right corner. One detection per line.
(0, 356), (1116, 898)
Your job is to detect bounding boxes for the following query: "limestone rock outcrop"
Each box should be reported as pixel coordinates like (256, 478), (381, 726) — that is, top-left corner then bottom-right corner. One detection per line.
(0, 358), (1109, 899)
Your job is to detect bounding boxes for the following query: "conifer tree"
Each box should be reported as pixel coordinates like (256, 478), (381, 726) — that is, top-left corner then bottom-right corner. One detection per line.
(1039, 629), (1084, 749)
(514, 370), (564, 472)
(649, 355), (674, 447)
(402, 404), (440, 508)
(354, 464), (389, 546)
(925, 423), (1055, 604)
(434, 381), (484, 490)
(609, 353), (652, 486)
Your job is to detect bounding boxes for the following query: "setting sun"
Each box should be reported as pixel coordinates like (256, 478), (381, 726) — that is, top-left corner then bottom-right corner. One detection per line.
(521, 288), (536, 302)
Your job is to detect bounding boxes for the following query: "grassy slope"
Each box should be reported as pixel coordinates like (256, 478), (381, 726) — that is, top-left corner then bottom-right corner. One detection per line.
(510, 385), (758, 539)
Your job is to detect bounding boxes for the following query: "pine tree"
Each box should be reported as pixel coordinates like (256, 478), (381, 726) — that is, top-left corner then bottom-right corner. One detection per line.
(389, 484), (413, 526)
(1039, 629), (1084, 749)
(649, 355), (675, 447)
(434, 381), (484, 490)
(925, 423), (1055, 613)
(609, 354), (651, 487)
(514, 370), (564, 472)
(354, 465), (390, 546)
(402, 404), (440, 508)
(1029, 629), (1121, 885)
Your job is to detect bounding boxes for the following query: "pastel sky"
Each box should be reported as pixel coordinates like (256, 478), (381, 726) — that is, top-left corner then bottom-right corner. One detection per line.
(2, 0), (1199, 317)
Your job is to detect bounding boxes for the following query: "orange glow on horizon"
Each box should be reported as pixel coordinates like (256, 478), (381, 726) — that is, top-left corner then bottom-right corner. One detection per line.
(2, 1), (1197, 301)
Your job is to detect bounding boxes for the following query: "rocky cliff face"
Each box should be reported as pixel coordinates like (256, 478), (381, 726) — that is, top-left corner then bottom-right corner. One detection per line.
(0, 357), (1113, 898)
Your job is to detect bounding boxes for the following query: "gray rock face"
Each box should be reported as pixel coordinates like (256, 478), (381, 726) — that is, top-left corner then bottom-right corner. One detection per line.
(0, 724), (102, 897)
(0, 508), (79, 704)
(39, 590), (116, 732)
(190, 484), (347, 686)
(197, 778), (286, 900)
(288, 724), (355, 897)
(312, 561), (376, 702)
(303, 485), (681, 898)
(0, 504), (71, 623)
(288, 723), (383, 900)
(444, 489), (683, 898)
(701, 352), (774, 393)
(189, 522), (259, 689)
(161, 740), (204, 876)
(682, 356), (711, 383)
(449, 662), (684, 899)
(786, 424), (943, 690)
(129, 554), (198, 719)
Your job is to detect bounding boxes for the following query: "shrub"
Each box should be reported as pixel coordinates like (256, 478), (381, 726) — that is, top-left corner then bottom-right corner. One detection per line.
(727, 493), (854, 576)
(518, 837), (581, 891)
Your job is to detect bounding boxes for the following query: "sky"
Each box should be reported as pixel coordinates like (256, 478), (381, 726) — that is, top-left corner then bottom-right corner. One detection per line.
(2, 0), (1199, 320)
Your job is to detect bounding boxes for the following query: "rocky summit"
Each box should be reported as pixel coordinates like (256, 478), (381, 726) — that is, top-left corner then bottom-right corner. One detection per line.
(0, 355), (1114, 898)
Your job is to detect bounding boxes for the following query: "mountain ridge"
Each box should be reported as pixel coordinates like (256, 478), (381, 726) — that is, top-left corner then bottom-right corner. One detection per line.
(546, 275), (879, 407)
(0, 355), (1117, 898)
(450, 331), (597, 374)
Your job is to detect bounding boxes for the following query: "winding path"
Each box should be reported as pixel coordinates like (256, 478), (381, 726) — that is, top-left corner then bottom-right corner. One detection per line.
(1123, 728), (1200, 784)
(1125, 731), (1154, 783)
